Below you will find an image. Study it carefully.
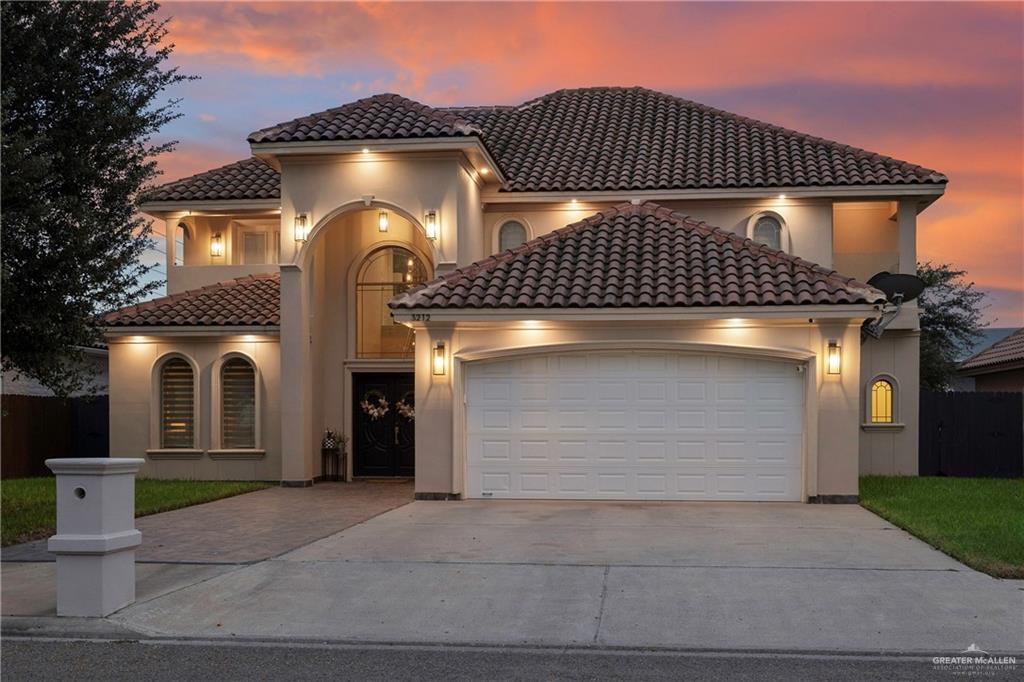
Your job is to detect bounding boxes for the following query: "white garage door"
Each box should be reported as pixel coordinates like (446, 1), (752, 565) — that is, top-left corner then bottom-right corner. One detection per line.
(465, 350), (804, 501)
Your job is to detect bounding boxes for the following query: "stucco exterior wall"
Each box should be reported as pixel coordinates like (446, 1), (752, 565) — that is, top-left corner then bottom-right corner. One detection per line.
(484, 198), (833, 268)
(412, 318), (864, 500)
(858, 330), (920, 475)
(107, 335), (281, 480)
(833, 202), (899, 284)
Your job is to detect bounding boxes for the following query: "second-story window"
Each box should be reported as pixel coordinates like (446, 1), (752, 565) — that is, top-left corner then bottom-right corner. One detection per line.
(498, 221), (527, 252)
(174, 223), (188, 266)
(752, 215), (782, 251)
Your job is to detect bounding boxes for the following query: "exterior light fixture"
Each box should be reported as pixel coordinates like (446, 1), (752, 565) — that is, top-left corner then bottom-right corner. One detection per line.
(210, 232), (224, 257)
(361, 147), (369, 154)
(827, 340), (842, 375)
(293, 213), (310, 242)
(425, 210), (438, 240)
(432, 341), (446, 376)
(479, 167), (490, 176)
(378, 210), (389, 232)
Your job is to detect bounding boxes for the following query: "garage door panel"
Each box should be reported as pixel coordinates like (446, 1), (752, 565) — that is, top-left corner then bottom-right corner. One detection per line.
(466, 350), (804, 501)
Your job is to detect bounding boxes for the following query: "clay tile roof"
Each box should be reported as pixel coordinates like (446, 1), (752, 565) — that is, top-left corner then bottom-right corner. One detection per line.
(142, 157), (279, 203)
(959, 328), (1024, 373)
(448, 87), (946, 192)
(247, 93), (482, 144)
(149, 87), (945, 203)
(105, 273), (280, 327)
(390, 202), (886, 311)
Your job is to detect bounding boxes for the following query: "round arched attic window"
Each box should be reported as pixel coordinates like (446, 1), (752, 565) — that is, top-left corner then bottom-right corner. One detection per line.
(498, 221), (527, 252)
(752, 214), (783, 251)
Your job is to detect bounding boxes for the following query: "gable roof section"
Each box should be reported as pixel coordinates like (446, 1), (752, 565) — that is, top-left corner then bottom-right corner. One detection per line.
(390, 202), (885, 310)
(248, 93), (482, 144)
(142, 157), (279, 203)
(105, 273), (280, 327)
(448, 87), (946, 192)
(959, 328), (1024, 374)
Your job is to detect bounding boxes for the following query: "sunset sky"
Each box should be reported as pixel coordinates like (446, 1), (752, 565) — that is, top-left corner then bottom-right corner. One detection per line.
(148, 1), (1023, 326)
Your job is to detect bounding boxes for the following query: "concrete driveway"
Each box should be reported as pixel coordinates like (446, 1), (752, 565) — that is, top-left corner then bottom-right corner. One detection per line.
(114, 500), (1023, 654)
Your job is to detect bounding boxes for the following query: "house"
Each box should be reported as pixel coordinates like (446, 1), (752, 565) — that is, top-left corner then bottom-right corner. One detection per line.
(957, 328), (1024, 392)
(105, 87), (946, 501)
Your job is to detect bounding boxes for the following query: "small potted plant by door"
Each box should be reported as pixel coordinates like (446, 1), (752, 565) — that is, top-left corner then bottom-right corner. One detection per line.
(321, 429), (341, 482)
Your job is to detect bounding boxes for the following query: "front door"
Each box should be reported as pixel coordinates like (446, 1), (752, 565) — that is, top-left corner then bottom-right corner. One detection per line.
(353, 373), (415, 477)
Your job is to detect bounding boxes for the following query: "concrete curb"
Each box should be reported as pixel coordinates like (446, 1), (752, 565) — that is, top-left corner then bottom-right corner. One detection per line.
(4, 616), (1020, 659)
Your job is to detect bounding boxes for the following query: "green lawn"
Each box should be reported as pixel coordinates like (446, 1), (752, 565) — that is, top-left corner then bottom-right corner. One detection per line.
(860, 476), (1024, 579)
(1, 478), (272, 547)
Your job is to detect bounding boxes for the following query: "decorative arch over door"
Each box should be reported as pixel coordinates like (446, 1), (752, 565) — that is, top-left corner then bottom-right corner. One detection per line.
(356, 245), (429, 358)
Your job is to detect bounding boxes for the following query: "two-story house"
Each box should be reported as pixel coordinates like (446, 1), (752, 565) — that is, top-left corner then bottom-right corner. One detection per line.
(106, 87), (945, 501)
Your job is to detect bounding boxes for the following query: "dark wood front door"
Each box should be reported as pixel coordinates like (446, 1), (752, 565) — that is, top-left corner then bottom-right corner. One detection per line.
(353, 373), (415, 477)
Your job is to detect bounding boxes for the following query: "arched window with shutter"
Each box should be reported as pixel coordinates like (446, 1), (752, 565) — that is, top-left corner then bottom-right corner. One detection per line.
(220, 356), (257, 449)
(159, 357), (196, 448)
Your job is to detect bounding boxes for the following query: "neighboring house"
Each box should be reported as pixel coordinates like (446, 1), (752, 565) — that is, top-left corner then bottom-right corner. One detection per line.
(957, 328), (1024, 392)
(106, 87), (947, 501)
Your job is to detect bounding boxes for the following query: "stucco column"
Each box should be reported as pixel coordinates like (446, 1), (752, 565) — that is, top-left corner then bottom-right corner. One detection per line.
(896, 199), (917, 275)
(815, 322), (863, 500)
(279, 264), (314, 485)
(414, 325), (455, 498)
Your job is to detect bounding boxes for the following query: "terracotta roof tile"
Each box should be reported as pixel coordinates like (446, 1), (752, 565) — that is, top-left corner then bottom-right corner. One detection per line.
(150, 87), (946, 202)
(959, 328), (1024, 372)
(105, 274), (280, 327)
(247, 93), (481, 144)
(449, 87), (946, 192)
(142, 158), (279, 203)
(390, 202), (885, 310)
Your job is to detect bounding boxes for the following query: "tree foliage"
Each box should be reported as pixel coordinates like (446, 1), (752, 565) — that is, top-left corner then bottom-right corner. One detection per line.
(1, 0), (192, 395)
(917, 262), (988, 391)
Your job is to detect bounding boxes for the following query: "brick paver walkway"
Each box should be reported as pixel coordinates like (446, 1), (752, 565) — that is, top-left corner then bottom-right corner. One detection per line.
(2, 481), (413, 564)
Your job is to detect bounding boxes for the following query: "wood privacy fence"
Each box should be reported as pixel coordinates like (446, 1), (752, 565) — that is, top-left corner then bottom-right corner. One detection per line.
(919, 391), (1023, 478)
(1, 395), (109, 478)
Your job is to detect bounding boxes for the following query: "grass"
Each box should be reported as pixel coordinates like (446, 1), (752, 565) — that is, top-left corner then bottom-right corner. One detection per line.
(1, 478), (272, 547)
(860, 476), (1024, 579)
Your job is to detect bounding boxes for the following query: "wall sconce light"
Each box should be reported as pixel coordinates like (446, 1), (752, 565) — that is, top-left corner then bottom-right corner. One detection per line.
(425, 210), (438, 240)
(432, 341), (446, 376)
(294, 213), (310, 242)
(378, 210), (389, 232)
(210, 232), (224, 258)
(827, 340), (842, 375)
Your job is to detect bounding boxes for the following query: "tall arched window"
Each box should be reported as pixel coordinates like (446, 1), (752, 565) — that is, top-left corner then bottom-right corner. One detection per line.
(160, 357), (195, 448)
(870, 378), (895, 424)
(174, 223), (189, 266)
(498, 221), (527, 252)
(221, 357), (256, 448)
(752, 215), (782, 251)
(357, 246), (428, 358)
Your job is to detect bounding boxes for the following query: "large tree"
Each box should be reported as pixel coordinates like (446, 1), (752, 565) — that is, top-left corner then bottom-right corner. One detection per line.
(2, 0), (191, 396)
(917, 262), (988, 391)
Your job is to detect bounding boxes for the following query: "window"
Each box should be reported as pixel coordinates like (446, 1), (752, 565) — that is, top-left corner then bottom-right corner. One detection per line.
(870, 379), (894, 424)
(752, 215), (782, 251)
(356, 247), (429, 358)
(173, 224), (188, 266)
(242, 232), (267, 265)
(159, 358), (195, 448)
(221, 357), (256, 449)
(498, 221), (527, 252)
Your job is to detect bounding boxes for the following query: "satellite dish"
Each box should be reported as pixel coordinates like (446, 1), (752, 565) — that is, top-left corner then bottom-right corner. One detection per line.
(867, 271), (925, 303)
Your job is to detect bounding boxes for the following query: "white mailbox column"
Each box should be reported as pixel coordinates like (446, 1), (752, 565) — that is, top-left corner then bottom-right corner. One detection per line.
(45, 458), (144, 617)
